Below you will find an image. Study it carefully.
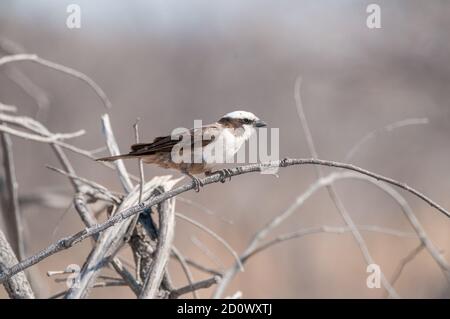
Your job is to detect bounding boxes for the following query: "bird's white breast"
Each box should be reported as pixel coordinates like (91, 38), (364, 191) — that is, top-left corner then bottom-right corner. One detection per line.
(202, 125), (255, 165)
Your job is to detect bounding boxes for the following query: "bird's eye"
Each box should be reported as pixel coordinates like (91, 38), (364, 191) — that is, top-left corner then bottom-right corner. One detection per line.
(243, 119), (251, 124)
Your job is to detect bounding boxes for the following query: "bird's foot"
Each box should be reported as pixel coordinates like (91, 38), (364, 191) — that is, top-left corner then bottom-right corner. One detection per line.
(217, 168), (233, 183)
(190, 175), (204, 192)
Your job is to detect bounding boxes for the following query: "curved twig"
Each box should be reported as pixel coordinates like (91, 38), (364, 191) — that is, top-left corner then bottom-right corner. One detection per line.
(0, 54), (111, 109)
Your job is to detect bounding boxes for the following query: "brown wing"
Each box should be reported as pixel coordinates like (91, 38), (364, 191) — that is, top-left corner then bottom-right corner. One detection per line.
(128, 124), (219, 156)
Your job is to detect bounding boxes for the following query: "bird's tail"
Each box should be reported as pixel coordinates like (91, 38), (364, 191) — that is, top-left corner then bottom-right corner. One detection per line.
(95, 154), (135, 162)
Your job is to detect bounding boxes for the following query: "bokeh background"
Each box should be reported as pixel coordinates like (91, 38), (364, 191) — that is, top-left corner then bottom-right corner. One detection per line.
(1, 0), (450, 298)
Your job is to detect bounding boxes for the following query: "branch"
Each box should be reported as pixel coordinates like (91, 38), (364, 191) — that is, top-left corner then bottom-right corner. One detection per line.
(243, 225), (416, 262)
(171, 246), (198, 299)
(100, 114), (133, 192)
(345, 118), (429, 162)
(293, 76), (397, 297)
(388, 244), (425, 291)
(176, 213), (243, 271)
(139, 197), (176, 298)
(0, 103), (17, 113)
(0, 125), (25, 260)
(0, 54), (111, 109)
(65, 176), (179, 298)
(1, 158), (449, 284)
(169, 276), (220, 299)
(0, 229), (34, 298)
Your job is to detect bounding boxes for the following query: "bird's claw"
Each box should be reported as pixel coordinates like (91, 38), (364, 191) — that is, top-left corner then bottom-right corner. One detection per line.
(218, 168), (233, 183)
(191, 176), (204, 192)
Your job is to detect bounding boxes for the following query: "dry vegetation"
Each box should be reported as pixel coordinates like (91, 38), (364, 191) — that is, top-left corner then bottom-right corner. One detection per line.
(1, 38), (450, 298)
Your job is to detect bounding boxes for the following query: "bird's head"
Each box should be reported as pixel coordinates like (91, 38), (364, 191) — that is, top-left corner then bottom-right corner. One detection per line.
(218, 110), (267, 129)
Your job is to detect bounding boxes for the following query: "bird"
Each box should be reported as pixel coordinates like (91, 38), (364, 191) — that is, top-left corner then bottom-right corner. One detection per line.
(96, 110), (267, 191)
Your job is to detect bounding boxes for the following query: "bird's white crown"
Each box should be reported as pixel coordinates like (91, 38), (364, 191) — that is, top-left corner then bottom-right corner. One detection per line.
(222, 110), (259, 121)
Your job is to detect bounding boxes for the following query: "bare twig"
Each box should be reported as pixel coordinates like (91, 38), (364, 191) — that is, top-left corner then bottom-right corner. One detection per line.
(1, 158), (449, 284)
(0, 126), (25, 260)
(100, 114), (133, 192)
(134, 119), (145, 203)
(0, 103), (17, 113)
(176, 213), (243, 272)
(353, 175), (450, 282)
(49, 280), (128, 299)
(0, 229), (34, 298)
(170, 276), (220, 299)
(4, 67), (50, 119)
(183, 257), (223, 277)
(0, 38), (50, 119)
(47, 165), (121, 204)
(191, 236), (226, 271)
(0, 110), (140, 180)
(125, 120), (146, 242)
(178, 196), (234, 225)
(293, 77), (398, 298)
(243, 225), (416, 262)
(0, 54), (111, 109)
(172, 246), (198, 299)
(65, 176), (179, 298)
(140, 197), (176, 299)
(0, 123), (84, 143)
(389, 244), (425, 292)
(345, 118), (429, 162)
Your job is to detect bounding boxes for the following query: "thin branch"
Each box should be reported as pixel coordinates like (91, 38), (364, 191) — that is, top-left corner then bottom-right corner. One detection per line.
(0, 126), (25, 260)
(0, 37), (50, 119)
(170, 276), (220, 299)
(139, 197), (176, 299)
(352, 175), (450, 282)
(178, 196), (234, 225)
(171, 246), (198, 299)
(183, 257), (223, 277)
(345, 118), (429, 162)
(0, 110), (140, 181)
(0, 229), (34, 298)
(0, 103), (17, 113)
(294, 77), (397, 298)
(243, 225), (416, 262)
(176, 213), (243, 272)
(100, 114), (133, 192)
(65, 177), (178, 298)
(49, 280), (128, 299)
(0, 54), (111, 109)
(1, 158), (449, 284)
(0, 123), (84, 142)
(125, 120), (145, 241)
(4, 67), (50, 119)
(48, 145), (141, 297)
(46, 165), (121, 204)
(191, 236), (226, 271)
(388, 244), (425, 291)
(134, 119), (144, 203)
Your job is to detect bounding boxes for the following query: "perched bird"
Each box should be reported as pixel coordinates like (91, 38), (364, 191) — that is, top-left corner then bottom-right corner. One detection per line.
(96, 110), (267, 191)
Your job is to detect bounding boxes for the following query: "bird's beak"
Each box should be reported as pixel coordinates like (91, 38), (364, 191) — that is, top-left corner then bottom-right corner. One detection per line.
(254, 119), (267, 127)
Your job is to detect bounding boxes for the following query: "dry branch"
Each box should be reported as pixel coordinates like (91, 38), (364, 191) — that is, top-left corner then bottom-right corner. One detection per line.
(0, 126), (25, 260)
(0, 157), (448, 287)
(293, 77), (397, 297)
(0, 54), (111, 109)
(139, 197), (176, 298)
(0, 229), (34, 298)
(169, 276), (220, 299)
(65, 176), (179, 298)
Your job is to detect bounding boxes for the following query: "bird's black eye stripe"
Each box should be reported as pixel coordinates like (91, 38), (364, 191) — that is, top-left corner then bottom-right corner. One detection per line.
(243, 119), (251, 124)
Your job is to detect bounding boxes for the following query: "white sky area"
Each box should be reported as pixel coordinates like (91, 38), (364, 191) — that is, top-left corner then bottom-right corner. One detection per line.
(0, 0), (346, 35)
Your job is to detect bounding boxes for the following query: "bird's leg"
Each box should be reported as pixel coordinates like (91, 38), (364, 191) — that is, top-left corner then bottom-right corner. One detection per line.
(184, 172), (203, 192)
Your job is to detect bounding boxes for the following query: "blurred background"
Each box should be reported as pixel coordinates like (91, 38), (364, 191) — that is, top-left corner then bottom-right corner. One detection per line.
(1, 0), (450, 298)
